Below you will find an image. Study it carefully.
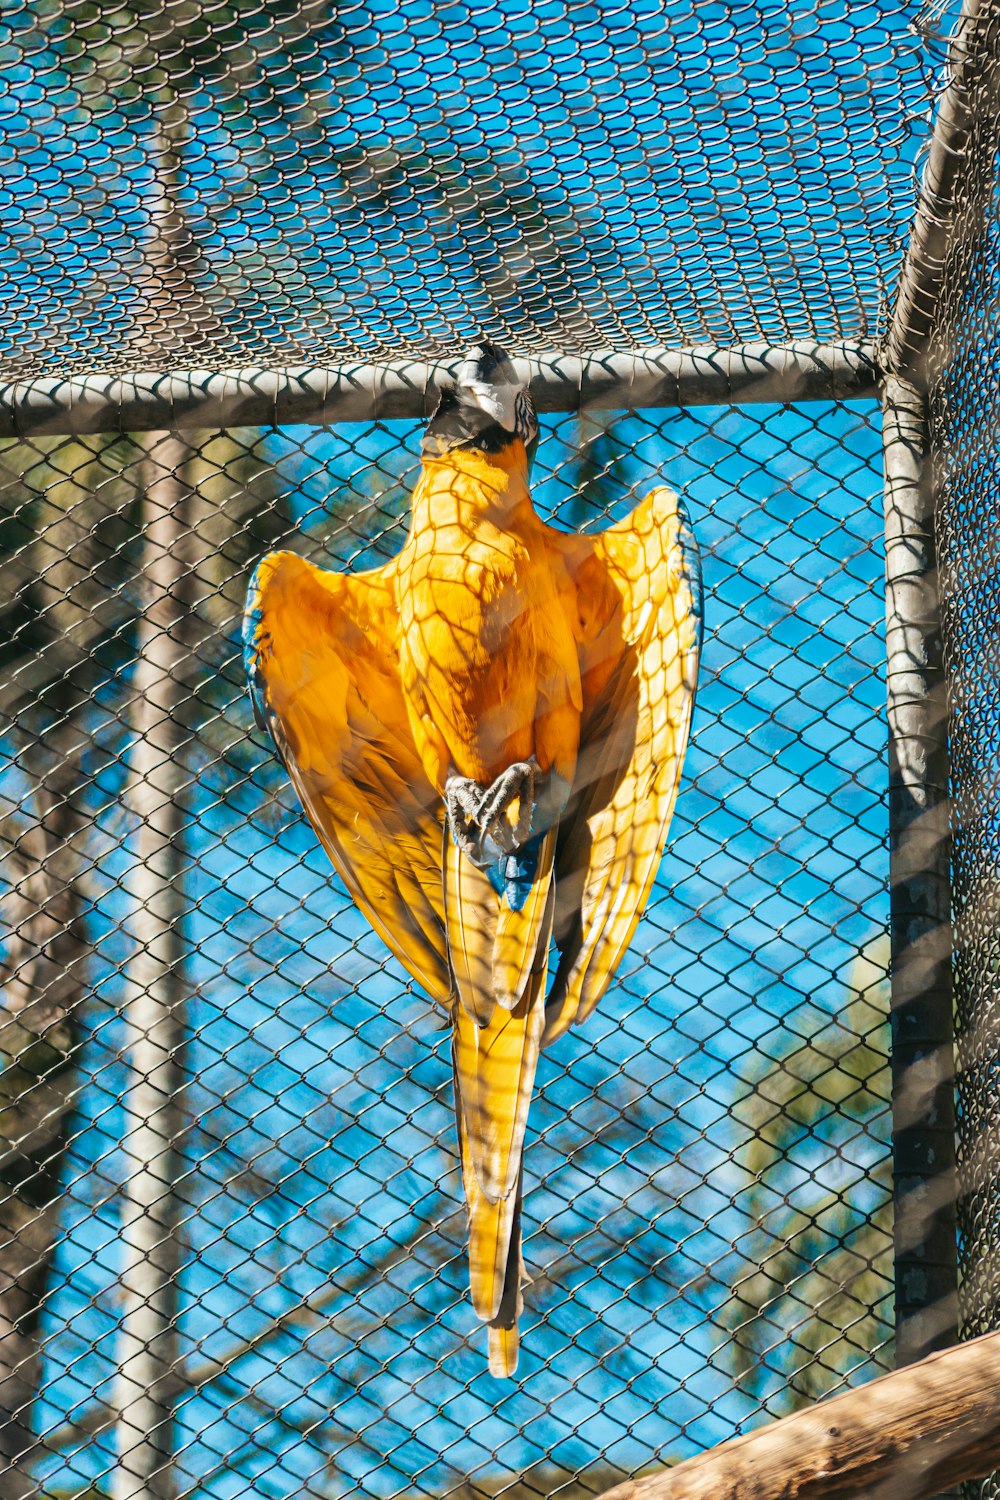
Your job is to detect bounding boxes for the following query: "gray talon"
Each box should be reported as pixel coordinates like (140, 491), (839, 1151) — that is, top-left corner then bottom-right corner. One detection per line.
(445, 760), (539, 861)
(445, 776), (487, 860)
(477, 761), (536, 852)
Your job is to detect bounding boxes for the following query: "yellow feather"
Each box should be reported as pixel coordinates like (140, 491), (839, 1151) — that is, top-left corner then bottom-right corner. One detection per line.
(454, 917), (547, 1356)
(452, 909), (549, 1204)
(488, 1325), (520, 1380)
(445, 838), (498, 1027)
(246, 550), (452, 1007)
(457, 1104), (518, 1319)
(544, 486), (700, 1045)
(492, 832), (556, 1010)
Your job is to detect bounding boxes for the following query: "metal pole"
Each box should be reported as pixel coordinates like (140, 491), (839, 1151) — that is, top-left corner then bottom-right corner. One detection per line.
(0, 340), (878, 440)
(881, 374), (958, 1369)
(883, 0), (1000, 386)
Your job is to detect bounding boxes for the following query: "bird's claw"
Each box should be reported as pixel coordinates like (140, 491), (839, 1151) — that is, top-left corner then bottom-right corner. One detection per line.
(477, 761), (536, 851)
(446, 777), (486, 861)
(446, 761), (538, 862)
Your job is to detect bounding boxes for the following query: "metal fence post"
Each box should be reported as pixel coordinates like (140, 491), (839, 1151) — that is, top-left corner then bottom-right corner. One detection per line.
(881, 374), (959, 1370)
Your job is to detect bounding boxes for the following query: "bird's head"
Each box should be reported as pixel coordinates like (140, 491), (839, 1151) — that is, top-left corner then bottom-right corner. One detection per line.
(422, 341), (538, 467)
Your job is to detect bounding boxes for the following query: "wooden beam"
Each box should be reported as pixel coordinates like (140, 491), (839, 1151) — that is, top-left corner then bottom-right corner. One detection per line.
(597, 1329), (1000, 1500)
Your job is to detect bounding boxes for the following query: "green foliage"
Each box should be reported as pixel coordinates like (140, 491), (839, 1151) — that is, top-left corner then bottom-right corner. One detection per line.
(721, 939), (893, 1410)
(37, 0), (345, 112)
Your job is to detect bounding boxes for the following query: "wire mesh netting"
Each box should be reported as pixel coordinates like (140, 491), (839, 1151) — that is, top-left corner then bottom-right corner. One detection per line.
(0, 0), (948, 378)
(928, 14), (1000, 1497)
(1, 0), (988, 1495)
(0, 398), (892, 1498)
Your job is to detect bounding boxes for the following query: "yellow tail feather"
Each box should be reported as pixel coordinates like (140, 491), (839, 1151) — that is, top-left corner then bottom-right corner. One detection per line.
(451, 873), (551, 1373)
(464, 1149), (519, 1320)
(492, 833), (556, 1010)
(488, 1324), (519, 1378)
(445, 838), (497, 1027)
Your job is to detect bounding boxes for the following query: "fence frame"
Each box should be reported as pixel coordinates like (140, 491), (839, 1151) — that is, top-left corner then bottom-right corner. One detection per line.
(0, 341), (877, 440)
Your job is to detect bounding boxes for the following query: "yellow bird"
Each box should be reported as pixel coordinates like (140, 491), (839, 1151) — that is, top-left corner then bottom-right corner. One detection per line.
(243, 343), (701, 1376)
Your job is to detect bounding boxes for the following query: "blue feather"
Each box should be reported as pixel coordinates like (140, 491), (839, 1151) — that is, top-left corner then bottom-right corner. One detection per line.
(242, 564), (271, 731)
(481, 833), (543, 912)
(675, 493), (704, 651)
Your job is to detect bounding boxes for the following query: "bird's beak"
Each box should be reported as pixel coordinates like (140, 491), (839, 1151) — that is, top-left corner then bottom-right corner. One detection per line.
(454, 342), (523, 433)
(456, 341), (520, 390)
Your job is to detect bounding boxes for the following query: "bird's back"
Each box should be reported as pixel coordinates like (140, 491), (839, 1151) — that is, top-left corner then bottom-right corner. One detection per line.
(396, 448), (582, 795)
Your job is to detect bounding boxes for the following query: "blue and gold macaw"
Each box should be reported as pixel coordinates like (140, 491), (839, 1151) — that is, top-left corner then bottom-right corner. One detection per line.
(243, 344), (701, 1376)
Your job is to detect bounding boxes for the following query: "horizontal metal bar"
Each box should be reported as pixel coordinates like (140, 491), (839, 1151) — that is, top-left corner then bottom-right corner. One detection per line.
(0, 341), (879, 439)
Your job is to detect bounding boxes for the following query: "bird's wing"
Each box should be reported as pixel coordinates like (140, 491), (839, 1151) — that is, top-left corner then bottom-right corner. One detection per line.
(545, 486), (702, 1044)
(244, 550), (452, 1007)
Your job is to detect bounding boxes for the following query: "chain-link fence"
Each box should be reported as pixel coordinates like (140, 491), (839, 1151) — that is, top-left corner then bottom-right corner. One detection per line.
(2, 399), (893, 1500)
(0, 0), (939, 375)
(0, 0), (995, 1497)
(929, 8), (1000, 1499)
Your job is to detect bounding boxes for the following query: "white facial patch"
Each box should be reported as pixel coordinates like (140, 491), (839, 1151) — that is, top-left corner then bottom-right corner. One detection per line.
(463, 378), (520, 432)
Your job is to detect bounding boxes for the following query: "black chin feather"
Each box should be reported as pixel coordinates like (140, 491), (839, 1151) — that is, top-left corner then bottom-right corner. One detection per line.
(422, 384), (521, 457)
(422, 342), (537, 459)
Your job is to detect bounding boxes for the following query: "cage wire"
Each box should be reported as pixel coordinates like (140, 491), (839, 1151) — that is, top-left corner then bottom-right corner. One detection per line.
(0, 0), (985, 1498)
(3, 401), (893, 1500)
(929, 7), (1000, 1498)
(0, 0), (944, 375)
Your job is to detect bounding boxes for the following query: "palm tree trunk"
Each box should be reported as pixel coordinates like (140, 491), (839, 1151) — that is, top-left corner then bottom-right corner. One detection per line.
(0, 716), (87, 1499)
(112, 97), (212, 1500)
(111, 432), (193, 1500)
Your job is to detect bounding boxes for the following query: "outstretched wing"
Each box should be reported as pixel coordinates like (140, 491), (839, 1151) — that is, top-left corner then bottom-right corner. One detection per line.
(545, 487), (702, 1043)
(244, 550), (452, 1007)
